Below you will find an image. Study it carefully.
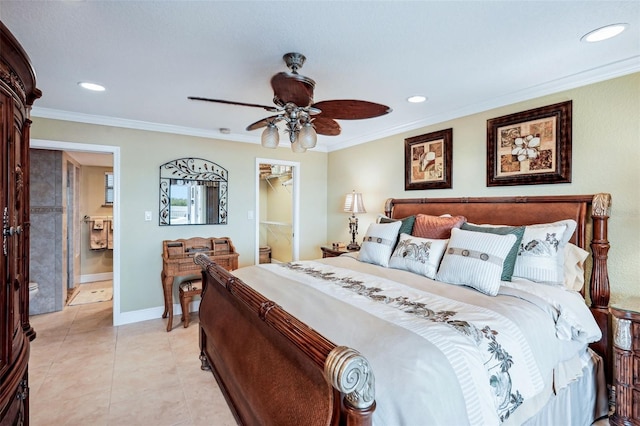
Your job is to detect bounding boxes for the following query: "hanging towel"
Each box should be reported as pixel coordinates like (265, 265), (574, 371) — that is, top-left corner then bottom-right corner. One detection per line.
(90, 221), (107, 250)
(106, 220), (114, 250)
(93, 219), (104, 230)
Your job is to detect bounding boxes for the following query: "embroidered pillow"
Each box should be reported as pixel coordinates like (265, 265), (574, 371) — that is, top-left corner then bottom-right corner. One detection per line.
(512, 219), (577, 285)
(460, 223), (525, 281)
(563, 243), (589, 291)
(412, 214), (466, 239)
(388, 233), (449, 279)
(358, 221), (402, 268)
(436, 228), (517, 296)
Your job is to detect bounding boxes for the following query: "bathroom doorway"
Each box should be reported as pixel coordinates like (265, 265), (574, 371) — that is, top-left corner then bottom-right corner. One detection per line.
(255, 158), (300, 264)
(30, 139), (121, 324)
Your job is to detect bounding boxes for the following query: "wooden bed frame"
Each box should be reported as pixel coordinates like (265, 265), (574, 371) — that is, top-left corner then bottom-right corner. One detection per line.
(195, 194), (612, 426)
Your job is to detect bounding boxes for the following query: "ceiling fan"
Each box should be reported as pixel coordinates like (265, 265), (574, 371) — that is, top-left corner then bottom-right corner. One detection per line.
(189, 52), (392, 152)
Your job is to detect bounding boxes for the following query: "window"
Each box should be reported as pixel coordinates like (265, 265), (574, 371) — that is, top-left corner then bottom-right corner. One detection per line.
(104, 172), (114, 206)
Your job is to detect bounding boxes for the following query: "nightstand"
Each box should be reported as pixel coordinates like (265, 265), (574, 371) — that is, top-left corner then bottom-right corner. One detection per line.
(610, 300), (640, 426)
(320, 246), (356, 258)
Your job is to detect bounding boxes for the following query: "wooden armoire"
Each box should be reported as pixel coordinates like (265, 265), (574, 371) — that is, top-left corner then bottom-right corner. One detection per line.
(0, 21), (41, 425)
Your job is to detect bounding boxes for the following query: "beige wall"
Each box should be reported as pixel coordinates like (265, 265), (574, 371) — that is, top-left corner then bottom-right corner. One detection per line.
(30, 121), (328, 313)
(328, 72), (640, 306)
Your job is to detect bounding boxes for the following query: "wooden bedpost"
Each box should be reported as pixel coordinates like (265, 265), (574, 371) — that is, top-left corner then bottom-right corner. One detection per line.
(325, 346), (375, 426)
(589, 193), (612, 383)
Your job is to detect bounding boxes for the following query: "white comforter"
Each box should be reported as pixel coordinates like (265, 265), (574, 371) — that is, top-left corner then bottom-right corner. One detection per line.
(232, 255), (601, 426)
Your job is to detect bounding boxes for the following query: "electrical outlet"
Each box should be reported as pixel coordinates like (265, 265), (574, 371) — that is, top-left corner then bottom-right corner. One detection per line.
(144, 211), (152, 221)
(247, 210), (254, 220)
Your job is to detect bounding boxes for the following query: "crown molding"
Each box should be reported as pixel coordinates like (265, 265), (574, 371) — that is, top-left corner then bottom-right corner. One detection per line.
(30, 55), (639, 154)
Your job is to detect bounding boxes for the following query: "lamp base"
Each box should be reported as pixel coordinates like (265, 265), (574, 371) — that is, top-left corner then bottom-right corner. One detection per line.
(347, 242), (360, 251)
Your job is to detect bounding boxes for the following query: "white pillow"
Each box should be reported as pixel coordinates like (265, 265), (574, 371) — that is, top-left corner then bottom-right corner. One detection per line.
(358, 221), (402, 268)
(563, 243), (589, 291)
(436, 228), (517, 296)
(389, 233), (448, 279)
(512, 219), (577, 285)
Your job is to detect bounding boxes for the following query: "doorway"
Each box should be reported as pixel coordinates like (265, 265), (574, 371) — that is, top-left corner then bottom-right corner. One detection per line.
(255, 158), (300, 264)
(30, 139), (121, 325)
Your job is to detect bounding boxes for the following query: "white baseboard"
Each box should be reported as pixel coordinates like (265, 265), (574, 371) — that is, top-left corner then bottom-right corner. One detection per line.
(80, 272), (113, 284)
(113, 300), (201, 327)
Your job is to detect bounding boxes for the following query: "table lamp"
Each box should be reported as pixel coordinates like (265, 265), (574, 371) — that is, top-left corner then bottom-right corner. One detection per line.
(343, 191), (366, 250)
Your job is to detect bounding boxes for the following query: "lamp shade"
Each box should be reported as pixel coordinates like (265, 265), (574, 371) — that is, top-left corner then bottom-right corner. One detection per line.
(343, 191), (366, 214)
(291, 140), (307, 153)
(298, 121), (317, 149)
(261, 123), (279, 149)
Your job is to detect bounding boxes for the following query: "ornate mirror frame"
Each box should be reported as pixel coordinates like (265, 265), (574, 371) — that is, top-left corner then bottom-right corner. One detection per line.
(159, 157), (228, 226)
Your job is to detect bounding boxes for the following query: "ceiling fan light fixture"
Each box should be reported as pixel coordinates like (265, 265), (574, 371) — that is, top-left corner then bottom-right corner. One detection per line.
(189, 53), (391, 154)
(298, 121), (317, 149)
(261, 123), (279, 149)
(581, 23), (628, 42)
(291, 140), (307, 153)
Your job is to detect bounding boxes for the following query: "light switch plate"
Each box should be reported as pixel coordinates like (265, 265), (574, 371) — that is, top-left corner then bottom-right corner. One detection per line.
(145, 211), (152, 221)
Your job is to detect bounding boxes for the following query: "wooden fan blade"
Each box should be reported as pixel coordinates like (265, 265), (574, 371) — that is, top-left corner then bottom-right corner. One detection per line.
(188, 97), (279, 112)
(246, 115), (282, 131)
(271, 72), (315, 107)
(313, 117), (341, 136)
(312, 100), (392, 120)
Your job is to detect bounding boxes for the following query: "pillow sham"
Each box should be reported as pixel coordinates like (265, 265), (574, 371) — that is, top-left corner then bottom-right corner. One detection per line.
(389, 233), (448, 279)
(378, 214), (416, 240)
(412, 214), (466, 239)
(563, 243), (589, 291)
(460, 223), (525, 281)
(436, 228), (517, 296)
(358, 221), (402, 268)
(512, 219), (577, 285)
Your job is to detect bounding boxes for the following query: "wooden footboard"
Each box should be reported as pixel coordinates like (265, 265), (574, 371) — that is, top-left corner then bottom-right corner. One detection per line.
(194, 253), (375, 426)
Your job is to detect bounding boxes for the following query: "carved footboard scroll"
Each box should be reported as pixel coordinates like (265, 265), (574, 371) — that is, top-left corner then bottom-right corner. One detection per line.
(194, 253), (375, 426)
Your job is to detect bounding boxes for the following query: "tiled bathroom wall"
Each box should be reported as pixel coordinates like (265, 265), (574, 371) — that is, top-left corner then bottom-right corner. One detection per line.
(29, 149), (66, 315)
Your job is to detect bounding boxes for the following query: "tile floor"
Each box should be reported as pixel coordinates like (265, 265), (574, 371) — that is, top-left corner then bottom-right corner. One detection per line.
(28, 283), (236, 426)
(28, 283), (611, 426)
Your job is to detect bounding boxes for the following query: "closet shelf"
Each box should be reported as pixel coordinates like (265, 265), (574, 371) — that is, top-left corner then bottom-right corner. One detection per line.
(260, 221), (292, 243)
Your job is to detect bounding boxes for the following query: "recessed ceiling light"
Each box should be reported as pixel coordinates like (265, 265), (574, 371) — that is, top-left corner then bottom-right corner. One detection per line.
(407, 95), (427, 103)
(78, 81), (106, 92)
(581, 23), (628, 43)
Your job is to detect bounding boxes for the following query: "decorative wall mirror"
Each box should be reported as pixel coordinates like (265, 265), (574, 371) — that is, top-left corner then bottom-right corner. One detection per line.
(159, 158), (228, 226)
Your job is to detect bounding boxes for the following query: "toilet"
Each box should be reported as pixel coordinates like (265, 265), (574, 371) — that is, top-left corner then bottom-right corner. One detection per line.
(28, 282), (39, 301)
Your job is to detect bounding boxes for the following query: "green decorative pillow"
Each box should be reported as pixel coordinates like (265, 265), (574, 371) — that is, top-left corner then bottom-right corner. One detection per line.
(379, 215), (416, 236)
(461, 223), (525, 281)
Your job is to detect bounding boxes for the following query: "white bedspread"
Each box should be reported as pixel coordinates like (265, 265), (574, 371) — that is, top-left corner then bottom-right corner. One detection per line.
(232, 255), (601, 426)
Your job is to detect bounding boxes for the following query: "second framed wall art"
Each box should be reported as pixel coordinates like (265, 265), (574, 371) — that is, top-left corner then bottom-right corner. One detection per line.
(405, 128), (453, 190)
(486, 100), (572, 186)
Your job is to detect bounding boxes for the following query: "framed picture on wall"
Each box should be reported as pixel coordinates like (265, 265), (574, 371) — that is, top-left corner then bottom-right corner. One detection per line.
(486, 100), (572, 186)
(404, 128), (453, 190)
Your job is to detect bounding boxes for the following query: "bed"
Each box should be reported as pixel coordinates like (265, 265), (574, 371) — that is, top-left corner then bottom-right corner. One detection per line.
(194, 194), (612, 426)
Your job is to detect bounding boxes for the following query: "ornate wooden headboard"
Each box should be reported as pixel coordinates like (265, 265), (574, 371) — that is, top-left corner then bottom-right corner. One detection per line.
(384, 193), (612, 380)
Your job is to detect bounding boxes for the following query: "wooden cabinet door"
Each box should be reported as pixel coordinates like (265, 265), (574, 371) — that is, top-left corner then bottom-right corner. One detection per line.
(0, 88), (27, 374)
(0, 89), (9, 377)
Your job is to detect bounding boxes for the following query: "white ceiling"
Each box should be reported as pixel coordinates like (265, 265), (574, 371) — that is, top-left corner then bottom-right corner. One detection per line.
(1, 1), (639, 153)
